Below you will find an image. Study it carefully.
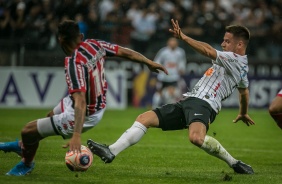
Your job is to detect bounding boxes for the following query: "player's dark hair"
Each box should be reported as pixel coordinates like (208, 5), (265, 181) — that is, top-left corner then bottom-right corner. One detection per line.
(225, 25), (250, 45)
(58, 20), (80, 44)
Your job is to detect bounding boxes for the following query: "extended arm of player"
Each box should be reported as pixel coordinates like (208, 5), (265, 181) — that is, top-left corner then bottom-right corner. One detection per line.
(116, 46), (168, 75)
(68, 91), (87, 151)
(169, 19), (217, 60)
(238, 88), (249, 115)
(233, 88), (255, 126)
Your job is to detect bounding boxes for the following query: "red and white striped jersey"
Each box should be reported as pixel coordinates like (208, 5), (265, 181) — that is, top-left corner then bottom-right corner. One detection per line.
(184, 50), (249, 113)
(64, 39), (118, 115)
(278, 89), (282, 97)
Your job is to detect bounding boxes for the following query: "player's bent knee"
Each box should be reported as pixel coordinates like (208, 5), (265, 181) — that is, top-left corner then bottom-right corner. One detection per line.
(189, 133), (204, 147)
(136, 111), (159, 128)
(21, 121), (39, 137)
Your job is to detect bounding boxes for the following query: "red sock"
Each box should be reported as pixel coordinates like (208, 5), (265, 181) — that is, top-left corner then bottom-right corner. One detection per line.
(21, 141), (39, 166)
(270, 113), (282, 129)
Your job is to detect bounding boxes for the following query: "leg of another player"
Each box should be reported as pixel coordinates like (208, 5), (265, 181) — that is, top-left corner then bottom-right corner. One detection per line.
(269, 95), (282, 129)
(21, 120), (43, 165)
(189, 122), (237, 167)
(0, 110), (54, 155)
(109, 111), (159, 156)
(6, 120), (43, 176)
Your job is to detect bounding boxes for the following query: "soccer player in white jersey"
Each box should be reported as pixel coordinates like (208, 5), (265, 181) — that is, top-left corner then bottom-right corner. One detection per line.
(88, 19), (255, 175)
(0, 20), (167, 176)
(152, 37), (186, 108)
(269, 89), (282, 129)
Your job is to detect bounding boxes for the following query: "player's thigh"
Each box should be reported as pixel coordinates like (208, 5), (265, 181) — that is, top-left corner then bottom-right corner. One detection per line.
(41, 110), (75, 139)
(21, 120), (42, 139)
(153, 103), (186, 130)
(37, 117), (59, 138)
(269, 95), (282, 113)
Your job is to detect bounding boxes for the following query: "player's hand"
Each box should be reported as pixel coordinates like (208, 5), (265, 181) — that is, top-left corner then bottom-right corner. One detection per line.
(147, 62), (168, 75)
(62, 132), (81, 153)
(233, 114), (255, 126)
(169, 19), (184, 40)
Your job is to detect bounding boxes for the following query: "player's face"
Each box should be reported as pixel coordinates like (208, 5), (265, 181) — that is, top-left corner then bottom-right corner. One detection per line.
(221, 32), (239, 52)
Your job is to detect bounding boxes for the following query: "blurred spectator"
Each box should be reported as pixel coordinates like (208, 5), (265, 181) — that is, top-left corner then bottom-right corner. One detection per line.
(10, 1), (26, 39)
(75, 13), (88, 38)
(266, 2), (282, 59)
(99, 11), (118, 42)
(0, 0), (281, 66)
(86, 1), (100, 39)
(98, 0), (114, 22)
(130, 4), (158, 54)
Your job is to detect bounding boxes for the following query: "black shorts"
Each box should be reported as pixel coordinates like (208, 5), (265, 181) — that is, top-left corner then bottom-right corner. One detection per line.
(153, 97), (217, 131)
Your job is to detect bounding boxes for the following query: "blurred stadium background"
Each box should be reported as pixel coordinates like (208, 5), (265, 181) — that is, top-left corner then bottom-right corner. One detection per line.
(0, 0), (281, 109)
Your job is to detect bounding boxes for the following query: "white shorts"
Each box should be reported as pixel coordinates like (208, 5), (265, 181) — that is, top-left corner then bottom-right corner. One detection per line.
(37, 96), (105, 139)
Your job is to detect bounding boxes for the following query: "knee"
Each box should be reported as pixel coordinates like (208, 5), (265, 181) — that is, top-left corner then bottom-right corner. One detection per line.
(269, 106), (277, 115)
(136, 113), (149, 127)
(189, 133), (204, 147)
(136, 111), (158, 128)
(21, 121), (38, 138)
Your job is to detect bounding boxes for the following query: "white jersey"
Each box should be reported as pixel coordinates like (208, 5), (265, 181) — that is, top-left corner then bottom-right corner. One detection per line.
(184, 50), (249, 113)
(154, 46), (186, 82)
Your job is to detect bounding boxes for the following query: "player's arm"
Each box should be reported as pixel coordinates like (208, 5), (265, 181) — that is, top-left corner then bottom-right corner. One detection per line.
(116, 46), (168, 75)
(66, 91), (86, 152)
(169, 19), (217, 60)
(233, 88), (255, 126)
(238, 88), (249, 115)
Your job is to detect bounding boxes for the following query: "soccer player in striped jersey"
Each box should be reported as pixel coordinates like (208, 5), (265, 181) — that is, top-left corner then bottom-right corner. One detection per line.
(269, 89), (282, 129)
(0, 20), (167, 176)
(88, 19), (255, 175)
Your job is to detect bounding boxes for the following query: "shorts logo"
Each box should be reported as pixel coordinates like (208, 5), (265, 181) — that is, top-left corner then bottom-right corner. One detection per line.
(194, 113), (203, 116)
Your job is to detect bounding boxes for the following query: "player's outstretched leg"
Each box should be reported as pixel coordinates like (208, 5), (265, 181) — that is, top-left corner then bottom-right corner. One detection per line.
(0, 140), (22, 156)
(87, 139), (115, 163)
(269, 95), (282, 129)
(201, 135), (254, 174)
(87, 120), (148, 163)
(6, 120), (41, 176)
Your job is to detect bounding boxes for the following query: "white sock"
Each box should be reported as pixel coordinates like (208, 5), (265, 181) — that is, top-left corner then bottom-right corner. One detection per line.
(200, 135), (237, 167)
(109, 121), (147, 156)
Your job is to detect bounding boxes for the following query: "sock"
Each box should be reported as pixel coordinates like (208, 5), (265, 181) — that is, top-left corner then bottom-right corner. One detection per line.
(21, 141), (39, 166)
(109, 121), (147, 156)
(200, 135), (237, 167)
(270, 113), (282, 129)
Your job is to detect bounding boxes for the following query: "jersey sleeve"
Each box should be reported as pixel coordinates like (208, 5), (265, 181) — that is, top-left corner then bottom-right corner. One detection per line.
(66, 58), (87, 94)
(97, 40), (118, 56)
(213, 50), (237, 70)
(237, 70), (249, 88)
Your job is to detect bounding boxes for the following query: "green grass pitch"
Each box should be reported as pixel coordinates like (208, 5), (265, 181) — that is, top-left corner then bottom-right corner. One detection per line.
(0, 108), (282, 184)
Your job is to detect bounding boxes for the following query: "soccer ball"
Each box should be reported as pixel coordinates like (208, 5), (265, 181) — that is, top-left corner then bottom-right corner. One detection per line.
(65, 145), (93, 172)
